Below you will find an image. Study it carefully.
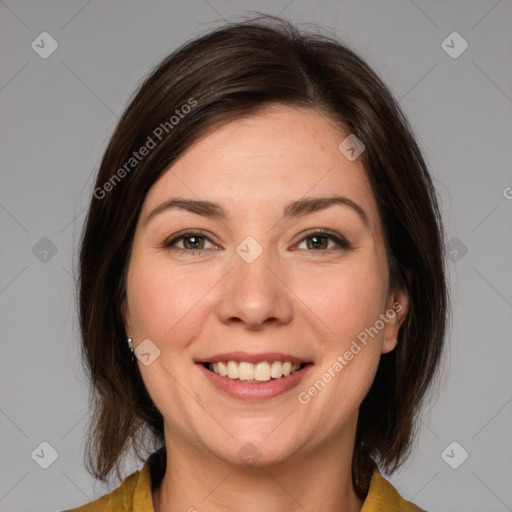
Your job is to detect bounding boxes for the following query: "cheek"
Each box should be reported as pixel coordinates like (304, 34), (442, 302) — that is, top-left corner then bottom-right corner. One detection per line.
(297, 260), (388, 345)
(292, 256), (388, 408)
(126, 255), (214, 341)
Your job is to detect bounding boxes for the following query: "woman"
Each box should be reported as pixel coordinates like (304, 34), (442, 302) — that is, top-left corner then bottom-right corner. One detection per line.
(65, 14), (447, 512)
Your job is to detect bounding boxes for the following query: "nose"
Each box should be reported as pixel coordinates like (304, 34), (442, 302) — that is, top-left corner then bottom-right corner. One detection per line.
(216, 246), (293, 330)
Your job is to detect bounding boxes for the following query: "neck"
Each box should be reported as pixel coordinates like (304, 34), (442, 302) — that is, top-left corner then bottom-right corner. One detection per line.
(152, 423), (365, 512)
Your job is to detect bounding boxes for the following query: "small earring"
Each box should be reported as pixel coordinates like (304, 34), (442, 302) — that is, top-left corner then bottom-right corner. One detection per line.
(127, 338), (135, 362)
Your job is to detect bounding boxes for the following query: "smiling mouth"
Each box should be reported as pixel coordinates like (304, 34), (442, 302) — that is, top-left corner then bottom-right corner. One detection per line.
(202, 361), (310, 382)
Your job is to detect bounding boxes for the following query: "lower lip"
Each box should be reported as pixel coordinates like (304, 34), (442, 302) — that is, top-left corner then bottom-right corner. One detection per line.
(197, 363), (313, 401)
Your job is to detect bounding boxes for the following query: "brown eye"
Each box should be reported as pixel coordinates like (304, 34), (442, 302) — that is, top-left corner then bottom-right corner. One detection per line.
(297, 230), (351, 251)
(163, 229), (350, 254)
(181, 235), (205, 250)
(305, 234), (329, 250)
(164, 231), (215, 252)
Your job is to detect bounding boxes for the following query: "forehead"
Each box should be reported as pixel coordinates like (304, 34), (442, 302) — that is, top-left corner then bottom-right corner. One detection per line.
(141, 104), (380, 231)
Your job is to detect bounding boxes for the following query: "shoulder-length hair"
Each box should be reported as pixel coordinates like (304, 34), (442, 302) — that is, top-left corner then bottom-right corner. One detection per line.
(77, 14), (448, 499)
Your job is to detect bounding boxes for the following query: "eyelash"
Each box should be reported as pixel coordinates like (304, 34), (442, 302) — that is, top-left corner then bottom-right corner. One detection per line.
(162, 229), (351, 254)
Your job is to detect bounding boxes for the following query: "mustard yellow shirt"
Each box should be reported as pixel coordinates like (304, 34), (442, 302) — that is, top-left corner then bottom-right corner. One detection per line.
(63, 461), (425, 512)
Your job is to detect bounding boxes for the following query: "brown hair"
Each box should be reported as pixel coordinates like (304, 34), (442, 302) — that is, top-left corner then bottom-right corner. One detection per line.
(77, 14), (448, 499)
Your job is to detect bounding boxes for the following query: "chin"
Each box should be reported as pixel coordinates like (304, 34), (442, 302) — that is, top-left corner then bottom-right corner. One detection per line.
(207, 437), (300, 469)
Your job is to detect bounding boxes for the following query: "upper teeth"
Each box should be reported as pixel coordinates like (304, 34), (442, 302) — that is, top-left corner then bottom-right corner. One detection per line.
(208, 361), (303, 381)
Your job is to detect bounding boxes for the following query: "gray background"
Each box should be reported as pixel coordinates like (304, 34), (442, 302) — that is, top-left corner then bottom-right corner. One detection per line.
(1, 1), (511, 511)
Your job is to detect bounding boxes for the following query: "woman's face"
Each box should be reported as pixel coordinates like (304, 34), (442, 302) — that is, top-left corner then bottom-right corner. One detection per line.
(122, 104), (408, 467)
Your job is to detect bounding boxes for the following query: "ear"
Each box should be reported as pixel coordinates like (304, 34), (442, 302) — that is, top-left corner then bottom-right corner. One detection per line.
(121, 297), (133, 339)
(381, 285), (409, 355)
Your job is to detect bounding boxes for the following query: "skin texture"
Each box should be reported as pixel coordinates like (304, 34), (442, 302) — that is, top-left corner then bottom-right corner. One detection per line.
(122, 104), (409, 512)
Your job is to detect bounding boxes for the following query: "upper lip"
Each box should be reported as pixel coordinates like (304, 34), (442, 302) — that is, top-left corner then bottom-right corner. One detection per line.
(195, 352), (312, 364)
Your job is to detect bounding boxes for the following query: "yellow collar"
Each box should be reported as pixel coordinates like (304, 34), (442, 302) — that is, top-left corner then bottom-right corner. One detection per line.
(65, 460), (424, 511)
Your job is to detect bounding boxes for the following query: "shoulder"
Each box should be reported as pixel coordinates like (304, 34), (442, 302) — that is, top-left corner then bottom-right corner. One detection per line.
(361, 469), (427, 512)
(62, 462), (153, 512)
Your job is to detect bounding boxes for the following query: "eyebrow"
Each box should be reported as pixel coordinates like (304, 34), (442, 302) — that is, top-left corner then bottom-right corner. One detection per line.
(144, 195), (368, 227)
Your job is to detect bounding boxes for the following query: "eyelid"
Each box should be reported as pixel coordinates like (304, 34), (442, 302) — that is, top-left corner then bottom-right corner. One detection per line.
(293, 228), (351, 250)
(163, 229), (217, 248)
(163, 228), (351, 251)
